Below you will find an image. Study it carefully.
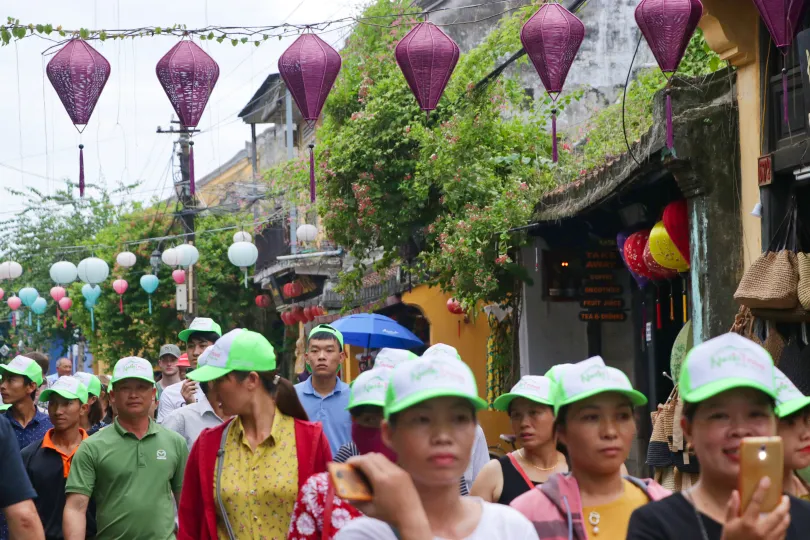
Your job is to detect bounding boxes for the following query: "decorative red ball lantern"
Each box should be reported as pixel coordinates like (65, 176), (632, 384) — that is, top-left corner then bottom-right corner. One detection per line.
(663, 200), (690, 265)
(624, 230), (655, 281)
(291, 306), (304, 324)
(643, 241), (678, 281)
(303, 306), (315, 322)
(290, 281), (304, 298)
(46, 39), (111, 198)
(255, 295), (271, 309)
(447, 298), (464, 315)
(520, 3), (585, 163)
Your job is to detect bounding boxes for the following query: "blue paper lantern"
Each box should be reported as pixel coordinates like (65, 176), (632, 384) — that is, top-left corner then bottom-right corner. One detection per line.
(81, 284), (101, 305)
(19, 287), (39, 307)
(140, 274), (159, 314)
(31, 297), (47, 332)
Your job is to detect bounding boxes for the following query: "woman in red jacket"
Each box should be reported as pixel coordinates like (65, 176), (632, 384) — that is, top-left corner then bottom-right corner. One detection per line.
(178, 329), (331, 540)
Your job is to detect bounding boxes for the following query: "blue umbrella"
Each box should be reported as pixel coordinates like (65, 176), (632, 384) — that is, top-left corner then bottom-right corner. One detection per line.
(331, 313), (424, 350)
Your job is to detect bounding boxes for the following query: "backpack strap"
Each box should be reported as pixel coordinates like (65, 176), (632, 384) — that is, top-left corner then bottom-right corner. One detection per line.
(507, 452), (535, 490)
(215, 421), (236, 540)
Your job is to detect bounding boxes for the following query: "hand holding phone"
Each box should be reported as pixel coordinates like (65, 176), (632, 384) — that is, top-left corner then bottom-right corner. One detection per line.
(327, 463), (372, 502)
(739, 437), (783, 514)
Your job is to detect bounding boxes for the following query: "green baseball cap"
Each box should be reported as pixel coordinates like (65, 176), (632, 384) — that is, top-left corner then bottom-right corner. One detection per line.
(73, 372), (102, 397)
(384, 347), (487, 419)
(553, 362), (647, 416)
(679, 333), (776, 404)
(40, 376), (89, 404)
(178, 317), (223, 343)
(0, 403), (9, 411)
(773, 367), (810, 419)
(110, 357), (156, 386)
(493, 375), (554, 412)
(545, 356), (606, 384)
(374, 348), (418, 370)
(347, 368), (392, 410)
(0, 355), (44, 387)
(306, 324), (345, 373)
(187, 329), (276, 383)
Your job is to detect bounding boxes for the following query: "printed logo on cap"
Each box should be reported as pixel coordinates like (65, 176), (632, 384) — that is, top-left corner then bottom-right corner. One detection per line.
(196, 346), (215, 367)
(51, 376), (82, 395)
(350, 370), (391, 406)
(688, 343), (772, 391)
(512, 376), (551, 397)
(205, 329), (243, 368)
(7, 355), (34, 371)
(399, 357), (474, 395)
(190, 317), (214, 331)
(561, 364), (633, 398)
(774, 369), (804, 406)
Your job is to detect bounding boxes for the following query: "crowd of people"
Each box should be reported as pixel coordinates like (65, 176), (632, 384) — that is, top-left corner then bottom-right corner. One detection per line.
(3, 316), (810, 539)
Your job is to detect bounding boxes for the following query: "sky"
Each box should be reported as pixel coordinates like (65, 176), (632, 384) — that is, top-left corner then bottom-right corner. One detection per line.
(0, 0), (370, 215)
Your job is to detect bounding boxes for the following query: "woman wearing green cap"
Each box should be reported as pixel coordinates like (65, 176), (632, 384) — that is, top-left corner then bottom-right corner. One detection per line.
(471, 375), (567, 505)
(73, 372), (105, 434)
(510, 361), (666, 539)
(334, 350), (538, 540)
(627, 333), (810, 540)
(773, 369), (810, 500)
(178, 329), (332, 540)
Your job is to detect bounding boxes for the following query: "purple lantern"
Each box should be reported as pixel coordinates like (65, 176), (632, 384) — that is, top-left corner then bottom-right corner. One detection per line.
(520, 3), (585, 163)
(46, 39), (111, 198)
(278, 33), (342, 203)
(635, 0), (703, 150)
(752, 0), (808, 125)
(395, 22), (460, 115)
(156, 40), (220, 196)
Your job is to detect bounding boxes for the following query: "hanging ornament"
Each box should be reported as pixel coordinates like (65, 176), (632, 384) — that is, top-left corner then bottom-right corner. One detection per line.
(175, 244), (200, 268)
(663, 199), (690, 265)
(50, 261), (78, 285)
(0, 261), (23, 282)
(447, 298), (464, 315)
(116, 251), (137, 268)
(140, 275), (159, 314)
(649, 221), (690, 272)
(113, 279), (129, 314)
(78, 257), (110, 285)
(156, 40), (219, 197)
(58, 297), (73, 329)
(233, 231), (252, 243)
(162, 248), (180, 267)
(617, 231), (649, 289)
(635, 0), (703, 150)
(46, 39), (111, 198)
(19, 287), (39, 327)
(50, 286), (66, 322)
(296, 224), (318, 244)
(643, 239), (678, 280)
(228, 241), (259, 288)
(521, 3), (585, 163)
(81, 284), (101, 331)
(255, 295), (272, 309)
(0, 288), (4, 301)
(303, 306), (315, 322)
(279, 33), (342, 203)
(291, 306), (305, 324)
(172, 269), (186, 285)
(624, 230), (656, 282)
(31, 297), (47, 333)
(7, 296), (21, 328)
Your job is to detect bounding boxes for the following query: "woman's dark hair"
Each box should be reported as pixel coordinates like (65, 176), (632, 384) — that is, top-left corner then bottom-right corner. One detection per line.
(683, 397), (777, 423)
(232, 370), (309, 421)
(88, 396), (103, 426)
(388, 400), (477, 428)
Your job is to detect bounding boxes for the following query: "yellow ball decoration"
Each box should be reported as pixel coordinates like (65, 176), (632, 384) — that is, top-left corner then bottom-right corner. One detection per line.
(649, 221), (689, 272)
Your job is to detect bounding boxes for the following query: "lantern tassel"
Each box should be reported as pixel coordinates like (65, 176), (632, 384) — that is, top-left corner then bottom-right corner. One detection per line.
(551, 109), (558, 163)
(669, 288), (674, 321)
(119, 296), (124, 314)
(244, 268), (249, 289)
(37, 318), (41, 333)
(79, 144), (85, 197)
(148, 297), (153, 315)
(656, 297), (662, 330)
(28, 311), (31, 327)
(63, 313), (67, 329)
(309, 143), (316, 203)
(57, 305), (60, 322)
(666, 90), (673, 150)
(90, 307), (95, 331)
(189, 141), (196, 197)
(11, 312), (15, 329)
(782, 68), (789, 126)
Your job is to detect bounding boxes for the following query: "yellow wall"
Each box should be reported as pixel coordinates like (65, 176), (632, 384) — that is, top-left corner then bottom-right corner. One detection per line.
(401, 285), (512, 448)
(197, 157), (253, 208)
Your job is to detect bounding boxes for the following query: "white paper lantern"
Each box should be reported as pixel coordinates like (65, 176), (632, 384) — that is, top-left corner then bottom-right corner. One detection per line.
(0, 261), (23, 280)
(175, 244), (200, 268)
(116, 251), (137, 268)
(78, 257), (110, 285)
(296, 224), (318, 243)
(49, 261), (78, 284)
(233, 231), (252, 243)
(228, 241), (259, 288)
(161, 248), (180, 267)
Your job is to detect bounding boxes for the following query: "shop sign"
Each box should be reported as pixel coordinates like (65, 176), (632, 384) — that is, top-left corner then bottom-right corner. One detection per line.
(580, 298), (625, 310)
(579, 311), (627, 322)
(758, 154), (773, 187)
(581, 285), (623, 296)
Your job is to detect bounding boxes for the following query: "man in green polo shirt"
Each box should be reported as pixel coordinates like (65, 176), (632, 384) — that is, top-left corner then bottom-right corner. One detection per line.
(63, 356), (188, 540)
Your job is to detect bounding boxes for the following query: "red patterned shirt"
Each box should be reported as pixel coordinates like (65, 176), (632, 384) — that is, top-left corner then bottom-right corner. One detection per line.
(288, 472), (363, 540)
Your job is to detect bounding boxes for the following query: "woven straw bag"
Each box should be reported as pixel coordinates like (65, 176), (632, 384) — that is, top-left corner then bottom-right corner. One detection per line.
(734, 251), (798, 309)
(798, 253), (810, 310)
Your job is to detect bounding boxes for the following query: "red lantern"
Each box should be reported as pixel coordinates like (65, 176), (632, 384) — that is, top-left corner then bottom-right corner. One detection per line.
(280, 312), (290, 326)
(278, 33), (342, 203)
(643, 241), (678, 280)
(255, 295), (271, 309)
(290, 282), (304, 298)
(663, 200), (690, 265)
(283, 283), (292, 298)
(447, 298), (464, 315)
(291, 306), (304, 323)
(624, 230), (655, 280)
(520, 3), (585, 163)
(302, 306), (313, 322)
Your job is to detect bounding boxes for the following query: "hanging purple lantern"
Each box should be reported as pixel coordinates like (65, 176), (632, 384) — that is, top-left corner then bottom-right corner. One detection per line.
(635, 0), (703, 150)
(156, 40), (220, 197)
(278, 33), (342, 203)
(520, 3), (585, 163)
(395, 22), (460, 115)
(46, 39), (111, 198)
(752, 0), (808, 125)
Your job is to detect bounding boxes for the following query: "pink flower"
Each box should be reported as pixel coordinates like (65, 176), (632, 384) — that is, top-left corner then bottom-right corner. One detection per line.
(430, 154), (438, 161)
(405, 126), (411, 133)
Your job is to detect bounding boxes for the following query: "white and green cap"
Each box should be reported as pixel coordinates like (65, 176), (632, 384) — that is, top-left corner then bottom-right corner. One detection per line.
(39, 375), (89, 404)
(384, 349), (487, 419)
(774, 368), (810, 418)
(493, 375), (554, 412)
(178, 317), (223, 343)
(110, 357), (155, 386)
(187, 329), (276, 383)
(0, 356), (44, 387)
(374, 348), (418, 370)
(554, 362), (647, 415)
(348, 368), (392, 410)
(0, 403), (9, 411)
(73, 372), (102, 397)
(545, 356), (606, 384)
(422, 343), (461, 360)
(679, 333), (776, 404)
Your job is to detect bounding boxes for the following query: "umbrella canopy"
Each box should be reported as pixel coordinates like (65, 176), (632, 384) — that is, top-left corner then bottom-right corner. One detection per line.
(331, 313), (424, 350)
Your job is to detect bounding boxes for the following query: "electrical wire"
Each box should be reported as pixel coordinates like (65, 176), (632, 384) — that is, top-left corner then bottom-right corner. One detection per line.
(622, 33), (643, 167)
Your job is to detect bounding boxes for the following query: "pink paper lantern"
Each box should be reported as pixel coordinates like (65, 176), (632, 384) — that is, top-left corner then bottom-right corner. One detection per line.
(8, 296), (21, 329)
(58, 296), (73, 329)
(156, 40), (220, 196)
(395, 22), (460, 115)
(46, 39), (111, 198)
(172, 269), (186, 285)
(0, 288), (4, 301)
(279, 33), (342, 203)
(50, 286), (66, 302)
(521, 3), (585, 163)
(113, 279), (129, 314)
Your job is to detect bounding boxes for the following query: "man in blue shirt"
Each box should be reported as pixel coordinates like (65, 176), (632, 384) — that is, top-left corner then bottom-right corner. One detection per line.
(0, 412), (44, 539)
(295, 324), (351, 455)
(0, 355), (52, 449)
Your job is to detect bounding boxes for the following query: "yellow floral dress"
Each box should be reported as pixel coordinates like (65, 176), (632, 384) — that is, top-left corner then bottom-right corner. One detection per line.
(216, 412), (298, 540)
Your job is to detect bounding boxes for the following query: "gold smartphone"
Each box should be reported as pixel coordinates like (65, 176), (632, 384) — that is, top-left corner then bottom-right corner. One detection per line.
(327, 462), (373, 502)
(739, 436), (783, 514)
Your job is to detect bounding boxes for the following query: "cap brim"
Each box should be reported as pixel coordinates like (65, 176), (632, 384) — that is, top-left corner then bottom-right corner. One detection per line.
(0, 365), (42, 387)
(186, 365), (233, 382)
(347, 399), (385, 411)
(385, 389), (488, 419)
(681, 379), (778, 404)
(178, 329), (194, 342)
(110, 375), (156, 386)
(493, 392), (554, 412)
(39, 388), (86, 404)
(777, 397), (810, 419)
(554, 388), (648, 416)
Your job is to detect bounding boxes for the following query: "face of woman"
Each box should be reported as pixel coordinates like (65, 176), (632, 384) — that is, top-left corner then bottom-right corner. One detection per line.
(558, 392), (636, 476)
(383, 396), (475, 489)
(509, 397), (555, 450)
(684, 388), (776, 487)
(778, 409), (810, 471)
(211, 372), (256, 416)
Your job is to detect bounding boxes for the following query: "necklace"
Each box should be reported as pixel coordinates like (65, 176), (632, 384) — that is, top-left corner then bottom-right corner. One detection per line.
(588, 511), (601, 535)
(684, 490), (711, 540)
(519, 449), (560, 472)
